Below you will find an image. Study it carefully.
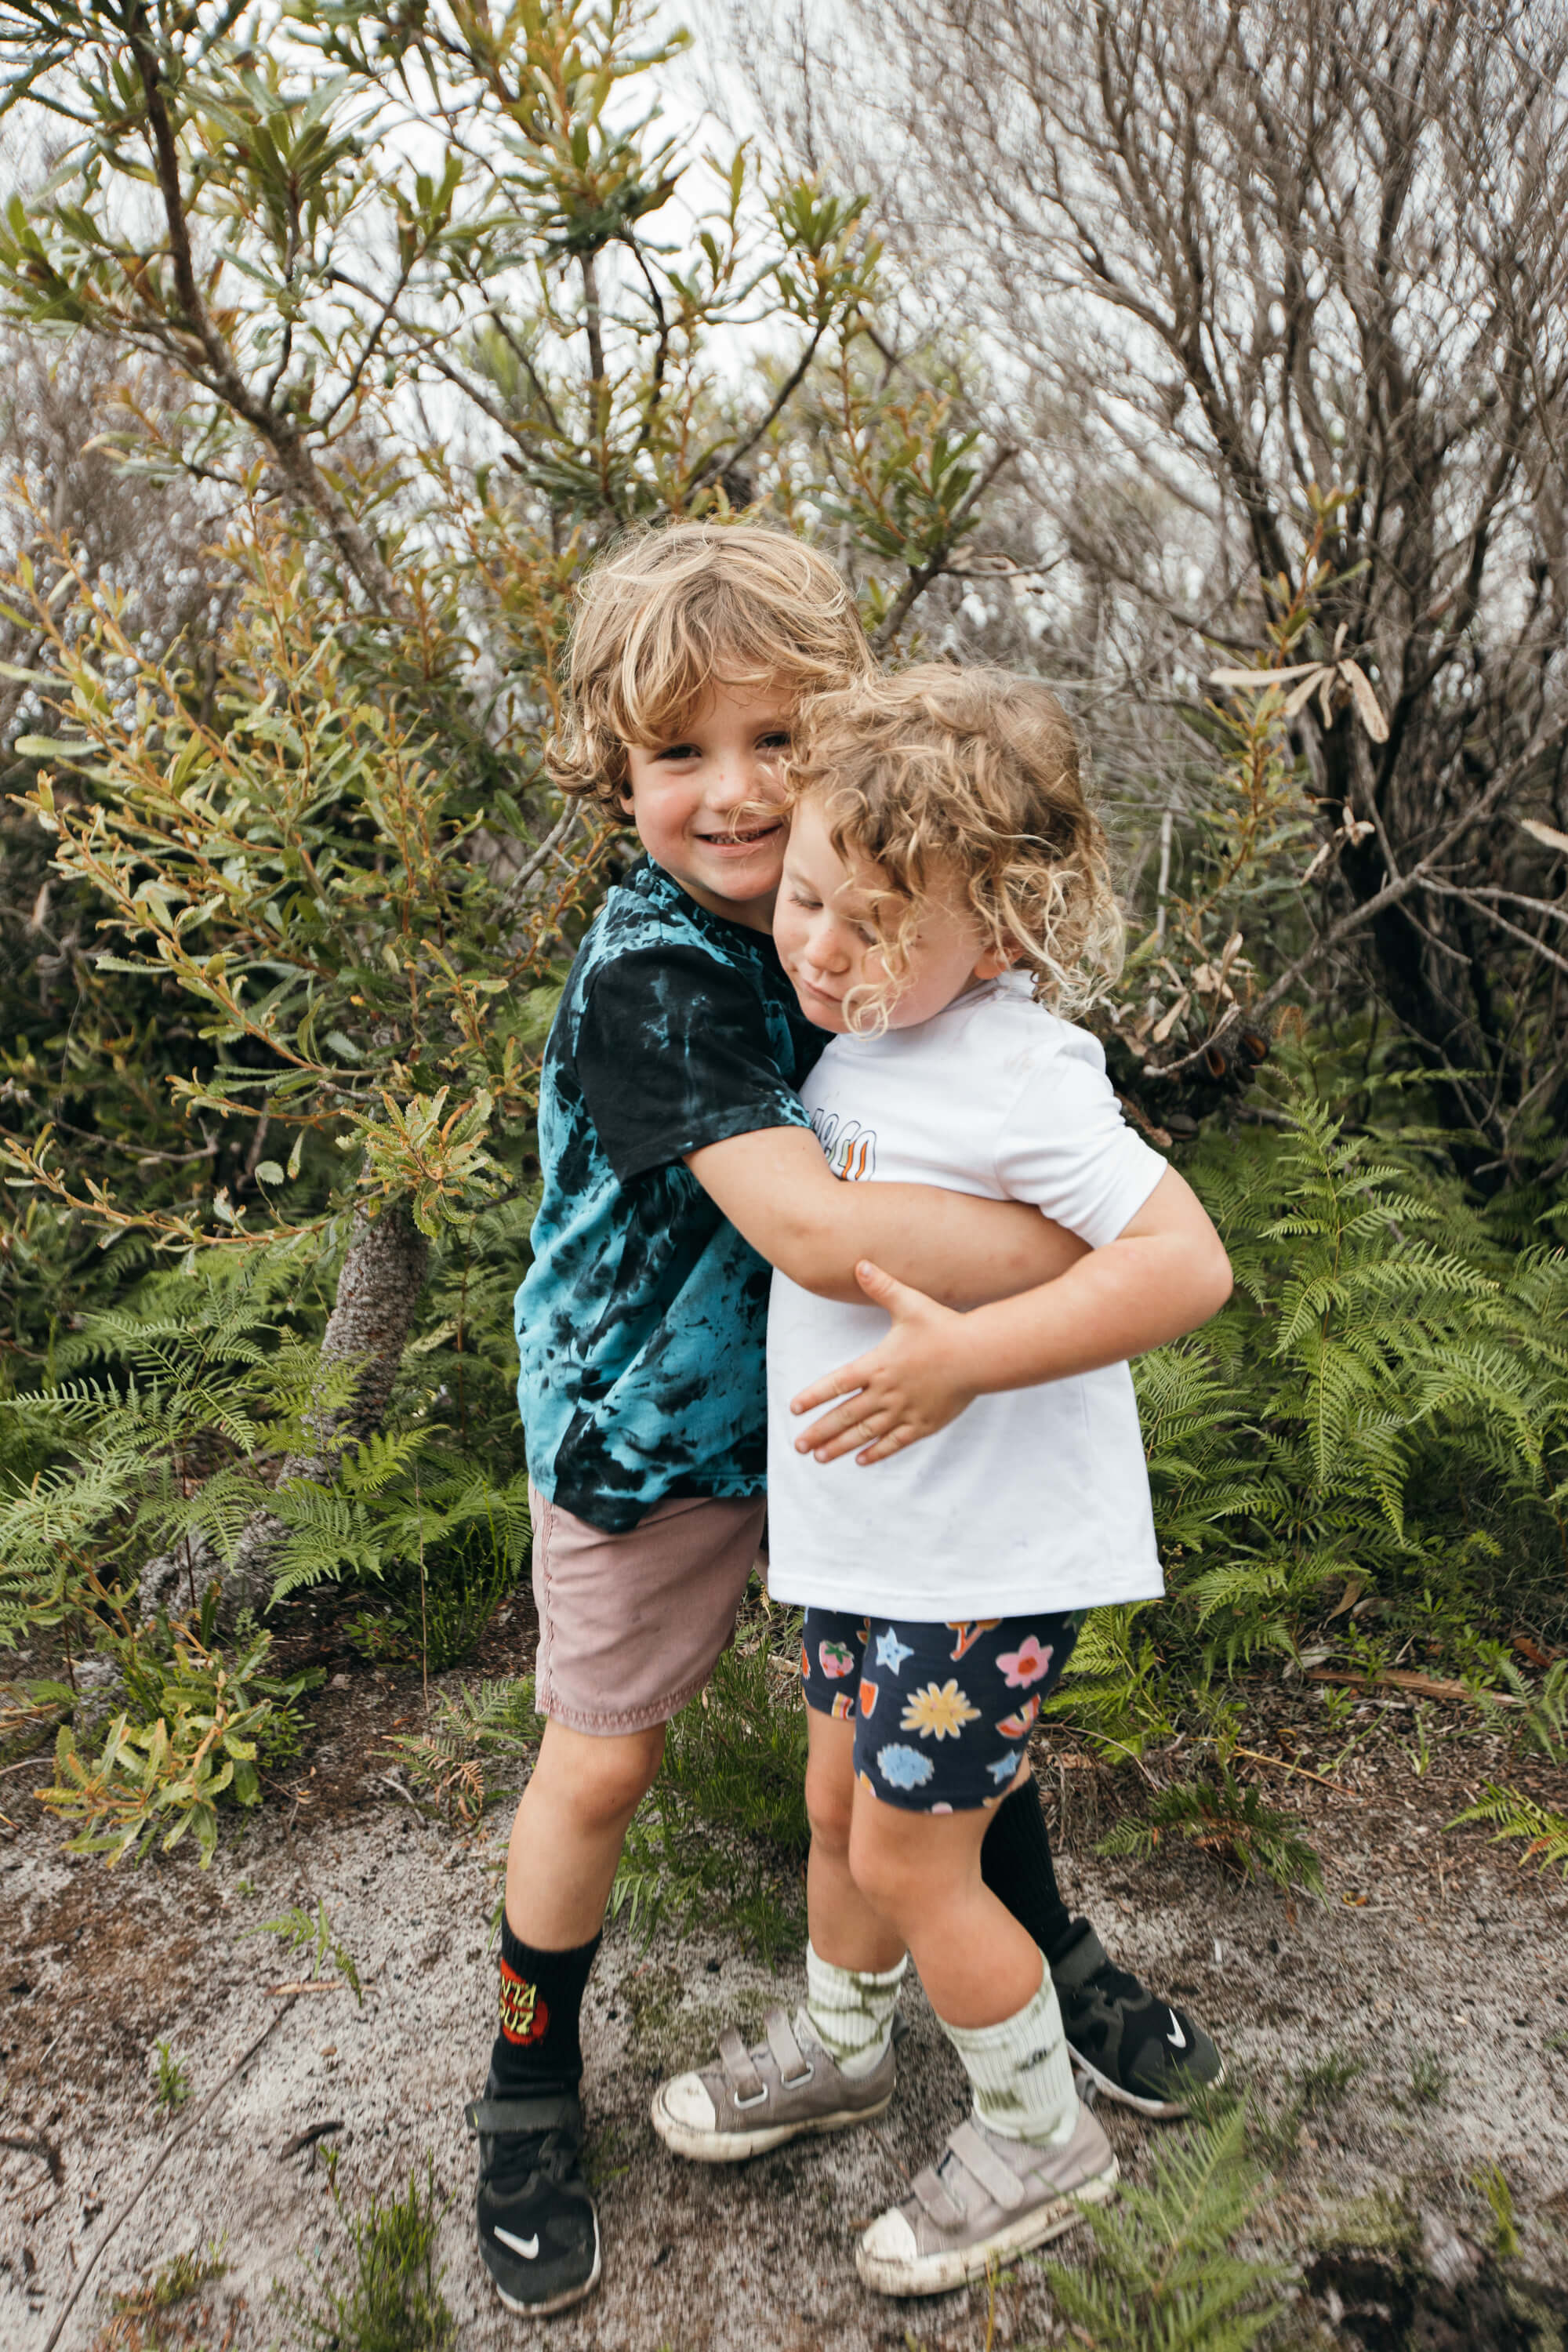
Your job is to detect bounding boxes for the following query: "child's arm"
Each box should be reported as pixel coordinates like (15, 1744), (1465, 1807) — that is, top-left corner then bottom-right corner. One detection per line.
(789, 1167), (1232, 1462)
(686, 1127), (1088, 1308)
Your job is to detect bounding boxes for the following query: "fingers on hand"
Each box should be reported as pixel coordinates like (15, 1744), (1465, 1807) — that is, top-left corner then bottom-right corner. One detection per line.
(805, 1404), (898, 1463)
(857, 1423), (917, 1465)
(792, 1367), (868, 1416)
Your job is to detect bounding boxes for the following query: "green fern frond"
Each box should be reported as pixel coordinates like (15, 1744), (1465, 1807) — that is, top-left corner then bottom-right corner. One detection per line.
(1449, 1782), (1568, 1875)
(1043, 2100), (1286, 2351)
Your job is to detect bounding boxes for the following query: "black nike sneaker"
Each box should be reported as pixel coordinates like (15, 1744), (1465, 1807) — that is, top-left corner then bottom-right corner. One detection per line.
(466, 2083), (601, 2317)
(1051, 1921), (1224, 2118)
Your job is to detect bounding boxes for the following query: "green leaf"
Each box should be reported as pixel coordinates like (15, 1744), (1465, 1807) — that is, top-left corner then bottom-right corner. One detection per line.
(14, 735), (90, 760)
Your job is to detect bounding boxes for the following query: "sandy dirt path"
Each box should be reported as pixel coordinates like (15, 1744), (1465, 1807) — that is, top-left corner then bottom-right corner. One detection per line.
(4, 1683), (1567, 2351)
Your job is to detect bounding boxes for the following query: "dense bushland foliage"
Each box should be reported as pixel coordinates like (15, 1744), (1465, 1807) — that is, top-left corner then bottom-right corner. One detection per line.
(0, 2), (1564, 1889)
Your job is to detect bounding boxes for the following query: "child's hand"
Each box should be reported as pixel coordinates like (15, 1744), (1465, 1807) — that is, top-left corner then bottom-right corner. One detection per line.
(790, 1261), (981, 1465)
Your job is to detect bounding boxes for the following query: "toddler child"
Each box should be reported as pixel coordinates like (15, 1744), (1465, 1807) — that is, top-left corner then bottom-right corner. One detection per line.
(652, 664), (1232, 2297)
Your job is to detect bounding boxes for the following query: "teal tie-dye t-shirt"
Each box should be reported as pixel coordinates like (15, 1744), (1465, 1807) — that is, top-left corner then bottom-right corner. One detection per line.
(516, 858), (823, 1533)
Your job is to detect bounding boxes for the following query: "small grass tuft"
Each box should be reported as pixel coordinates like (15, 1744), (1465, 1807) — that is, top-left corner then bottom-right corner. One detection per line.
(1475, 2161), (1522, 2259)
(1297, 2049), (1364, 2116)
(291, 2153), (454, 2352)
(95, 2241), (229, 2349)
(151, 2041), (191, 2114)
(1409, 2049), (1450, 2107)
(242, 1898), (362, 2001)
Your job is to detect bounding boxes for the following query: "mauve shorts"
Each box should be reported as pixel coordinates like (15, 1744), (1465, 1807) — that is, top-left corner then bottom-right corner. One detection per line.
(528, 1483), (768, 1735)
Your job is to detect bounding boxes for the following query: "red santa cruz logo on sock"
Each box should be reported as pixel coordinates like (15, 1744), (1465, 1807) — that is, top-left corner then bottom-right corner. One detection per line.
(499, 1961), (550, 2046)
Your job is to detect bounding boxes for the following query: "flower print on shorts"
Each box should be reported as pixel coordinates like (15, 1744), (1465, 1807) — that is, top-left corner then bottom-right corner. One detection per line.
(797, 1606), (1080, 1813)
(947, 1620), (1001, 1661)
(873, 1628), (914, 1677)
(996, 1634), (1054, 1689)
(901, 1680), (981, 1741)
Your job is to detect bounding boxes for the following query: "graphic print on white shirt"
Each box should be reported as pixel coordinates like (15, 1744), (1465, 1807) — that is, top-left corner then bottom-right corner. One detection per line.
(768, 975), (1169, 1624)
(811, 1107), (877, 1181)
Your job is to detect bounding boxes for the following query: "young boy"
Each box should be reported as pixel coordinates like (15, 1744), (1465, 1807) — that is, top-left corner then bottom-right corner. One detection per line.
(468, 529), (1220, 2318)
(654, 663), (1234, 2295)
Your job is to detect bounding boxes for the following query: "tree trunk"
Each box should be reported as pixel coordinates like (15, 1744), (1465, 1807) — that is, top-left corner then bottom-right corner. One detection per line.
(141, 1202), (430, 1626)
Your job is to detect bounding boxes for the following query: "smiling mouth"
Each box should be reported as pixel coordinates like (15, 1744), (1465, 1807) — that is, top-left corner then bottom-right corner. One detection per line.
(695, 821), (783, 848)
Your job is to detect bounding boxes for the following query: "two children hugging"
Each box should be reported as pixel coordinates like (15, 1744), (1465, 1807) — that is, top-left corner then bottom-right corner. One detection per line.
(464, 524), (1232, 2315)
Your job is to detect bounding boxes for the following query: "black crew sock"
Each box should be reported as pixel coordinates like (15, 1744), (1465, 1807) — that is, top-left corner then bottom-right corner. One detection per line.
(488, 1915), (601, 2101)
(981, 1779), (1076, 1964)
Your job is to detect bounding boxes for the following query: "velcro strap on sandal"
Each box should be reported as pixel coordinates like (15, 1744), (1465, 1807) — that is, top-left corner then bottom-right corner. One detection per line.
(947, 2119), (1029, 2212)
(718, 2025), (765, 2104)
(911, 2162), (968, 2230)
(764, 2006), (810, 2085)
(463, 2092), (580, 2138)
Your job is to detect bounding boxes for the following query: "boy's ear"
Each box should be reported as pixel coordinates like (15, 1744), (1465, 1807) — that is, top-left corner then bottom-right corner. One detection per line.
(973, 941), (1015, 981)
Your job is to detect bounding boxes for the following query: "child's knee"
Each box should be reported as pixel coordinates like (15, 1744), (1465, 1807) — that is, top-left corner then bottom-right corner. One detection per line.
(558, 1723), (666, 1829)
(805, 1750), (855, 1853)
(847, 1806), (924, 1921)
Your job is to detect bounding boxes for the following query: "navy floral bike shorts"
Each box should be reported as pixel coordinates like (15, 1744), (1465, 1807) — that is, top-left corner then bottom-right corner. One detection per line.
(799, 1607), (1082, 1813)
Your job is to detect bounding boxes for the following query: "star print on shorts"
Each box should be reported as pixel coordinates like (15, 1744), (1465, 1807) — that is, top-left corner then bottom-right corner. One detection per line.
(874, 1628), (914, 1677)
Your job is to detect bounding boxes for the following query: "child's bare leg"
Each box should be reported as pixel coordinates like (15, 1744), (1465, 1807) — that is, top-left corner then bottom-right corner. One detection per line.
(848, 1780), (1117, 2299)
(804, 1708), (906, 1974)
(507, 1717), (666, 1947)
(848, 1778), (1042, 2026)
(651, 1710), (906, 2158)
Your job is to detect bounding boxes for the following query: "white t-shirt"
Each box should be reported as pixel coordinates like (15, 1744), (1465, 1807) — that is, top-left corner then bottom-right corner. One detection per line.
(766, 975), (1168, 1621)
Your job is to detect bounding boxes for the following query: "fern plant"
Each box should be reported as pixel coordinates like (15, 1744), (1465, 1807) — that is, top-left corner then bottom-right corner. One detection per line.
(1098, 1767), (1323, 1897)
(1472, 1658), (1568, 1766)
(1040, 2097), (1286, 2351)
(385, 1677), (543, 1823)
(0, 1255), (351, 1652)
(1449, 1784), (1568, 1878)
(1047, 1090), (1568, 1763)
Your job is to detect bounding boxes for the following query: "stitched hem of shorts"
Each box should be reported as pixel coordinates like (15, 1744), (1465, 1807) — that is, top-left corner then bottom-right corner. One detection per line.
(532, 1487), (556, 1701)
(535, 1662), (714, 1738)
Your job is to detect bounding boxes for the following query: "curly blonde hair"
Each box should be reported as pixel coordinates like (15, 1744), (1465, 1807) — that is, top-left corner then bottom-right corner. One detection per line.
(546, 522), (872, 806)
(788, 664), (1123, 1028)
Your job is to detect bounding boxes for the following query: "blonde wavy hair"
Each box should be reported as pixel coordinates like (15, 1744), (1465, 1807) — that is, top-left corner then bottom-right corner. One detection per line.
(788, 664), (1124, 1028)
(546, 522), (872, 806)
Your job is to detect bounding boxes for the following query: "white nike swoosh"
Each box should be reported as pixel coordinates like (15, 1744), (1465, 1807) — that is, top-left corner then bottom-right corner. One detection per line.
(1167, 2012), (1187, 2049)
(495, 2226), (540, 2259)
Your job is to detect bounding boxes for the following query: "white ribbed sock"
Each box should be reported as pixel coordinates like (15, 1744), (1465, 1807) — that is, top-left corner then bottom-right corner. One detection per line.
(939, 1964), (1078, 2146)
(804, 1942), (908, 2079)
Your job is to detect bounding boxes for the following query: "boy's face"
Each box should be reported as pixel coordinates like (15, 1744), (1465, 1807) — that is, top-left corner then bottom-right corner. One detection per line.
(621, 682), (793, 931)
(774, 793), (1009, 1035)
